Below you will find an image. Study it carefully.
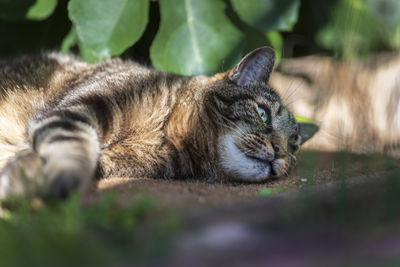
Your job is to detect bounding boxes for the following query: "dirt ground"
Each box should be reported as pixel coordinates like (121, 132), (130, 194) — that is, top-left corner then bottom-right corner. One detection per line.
(94, 150), (396, 209)
(90, 150), (400, 265)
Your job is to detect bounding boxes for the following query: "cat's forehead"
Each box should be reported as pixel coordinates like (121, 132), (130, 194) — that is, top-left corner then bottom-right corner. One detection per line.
(252, 84), (281, 104)
(217, 80), (282, 104)
(238, 83), (283, 112)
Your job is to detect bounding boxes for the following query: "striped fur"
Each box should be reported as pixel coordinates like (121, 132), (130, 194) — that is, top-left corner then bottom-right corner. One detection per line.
(0, 47), (307, 199)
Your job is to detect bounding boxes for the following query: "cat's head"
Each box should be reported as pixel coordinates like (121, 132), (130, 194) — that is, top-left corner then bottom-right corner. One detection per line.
(206, 47), (317, 182)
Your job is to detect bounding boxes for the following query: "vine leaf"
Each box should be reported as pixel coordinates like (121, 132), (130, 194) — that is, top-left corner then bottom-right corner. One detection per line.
(231, 0), (300, 32)
(26, 0), (58, 20)
(150, 0), (243, 76)
(265, 31), (283, 65)
(61, 26), (77, 53)
(68, 0), (149, 62)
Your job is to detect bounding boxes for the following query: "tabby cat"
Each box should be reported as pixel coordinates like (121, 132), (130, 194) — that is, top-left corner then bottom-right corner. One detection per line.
(0, 47), (314, 199)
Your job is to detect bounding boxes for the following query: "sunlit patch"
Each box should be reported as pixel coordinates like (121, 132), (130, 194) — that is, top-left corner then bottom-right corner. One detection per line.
(0, 172), (11, 199)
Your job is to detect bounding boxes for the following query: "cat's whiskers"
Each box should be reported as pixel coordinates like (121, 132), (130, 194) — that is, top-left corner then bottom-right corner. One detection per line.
(280, 77), (300, 104)
(280, 78), (296, 104)
(215, 119), (248, 139)
(222, 117), (248, 135)
(239, 148), (253, 156)
(281, 83), (303, 108)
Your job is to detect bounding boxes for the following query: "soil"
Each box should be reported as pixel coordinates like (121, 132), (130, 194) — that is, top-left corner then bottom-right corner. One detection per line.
(89, 150), (400, 265)
(93, 150), (396, 209)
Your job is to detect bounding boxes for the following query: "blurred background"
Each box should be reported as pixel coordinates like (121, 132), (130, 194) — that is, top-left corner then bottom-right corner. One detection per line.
(1, 0), (400, 69)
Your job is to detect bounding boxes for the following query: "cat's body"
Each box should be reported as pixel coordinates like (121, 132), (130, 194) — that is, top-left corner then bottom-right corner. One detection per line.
(0, 47), (310, 199)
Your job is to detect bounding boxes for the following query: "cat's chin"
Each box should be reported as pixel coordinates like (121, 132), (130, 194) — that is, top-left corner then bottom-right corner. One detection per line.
(218, 135), (277, 182)
(246, 155), (278, 176)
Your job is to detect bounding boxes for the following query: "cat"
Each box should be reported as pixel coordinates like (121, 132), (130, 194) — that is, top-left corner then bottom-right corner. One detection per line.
(0, 47), (315, 199)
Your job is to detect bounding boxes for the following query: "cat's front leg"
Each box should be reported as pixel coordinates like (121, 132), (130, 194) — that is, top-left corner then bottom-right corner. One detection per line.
(0, 110), (101, 199)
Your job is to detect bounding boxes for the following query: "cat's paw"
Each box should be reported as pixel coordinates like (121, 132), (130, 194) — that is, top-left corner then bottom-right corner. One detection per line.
(0, 150), (87, 200)
(0, 149), (47, 199)
(49, 171), (82, 199)
(0, 150), (92, 200)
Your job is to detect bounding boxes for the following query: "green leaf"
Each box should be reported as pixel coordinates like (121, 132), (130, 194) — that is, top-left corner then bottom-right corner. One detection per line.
(26, 0), (57, 20)
(258, 187), (284, 197)
(68, 0), (149, 62)
(78, 42), (103, 63)
(294, 115), (316, 124)
(265, 31), (283, 65)
(316, 0), (383, 59)
(61, 27), (78, 54)
(0, 209), (12, 221)
(0, 0), (36, 20)
(150, 0), (243, 76)
(230, 0), (300, 32)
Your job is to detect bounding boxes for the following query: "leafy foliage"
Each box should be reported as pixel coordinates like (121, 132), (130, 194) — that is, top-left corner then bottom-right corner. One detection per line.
(317, 0), (400, 59)
(68, 0), (149, 62)
(1, 0), (400, 70)
(258, 187), (284, 197)
(26, 0), (58, 20)
(231, 0), (300, 32)
(0, 0), (301, 75)
(0, 194), (180, 267)
(150, 0), (242, 75)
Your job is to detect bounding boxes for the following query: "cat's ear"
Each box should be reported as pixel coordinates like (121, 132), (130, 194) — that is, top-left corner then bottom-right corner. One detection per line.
(229, 46), (276, 87)
(299, 122), (319, 145)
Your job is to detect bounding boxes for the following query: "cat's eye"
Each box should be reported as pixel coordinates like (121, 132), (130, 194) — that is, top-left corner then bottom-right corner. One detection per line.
(258, 106), (268, 123)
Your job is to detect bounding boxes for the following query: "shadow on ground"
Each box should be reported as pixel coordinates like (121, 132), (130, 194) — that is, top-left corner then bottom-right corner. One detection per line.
(88, 150), (400, 266)
(94, 150), (398, 208)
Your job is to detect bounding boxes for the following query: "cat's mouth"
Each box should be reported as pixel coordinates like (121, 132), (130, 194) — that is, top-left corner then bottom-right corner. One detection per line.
(245, 155), (277, 176)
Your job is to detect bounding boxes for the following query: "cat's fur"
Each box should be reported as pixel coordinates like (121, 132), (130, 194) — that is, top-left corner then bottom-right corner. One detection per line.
(0, 47), (311, 199)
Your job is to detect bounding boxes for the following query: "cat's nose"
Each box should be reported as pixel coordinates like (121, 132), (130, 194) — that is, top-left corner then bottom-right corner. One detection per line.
(272, 143), (284, 158)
